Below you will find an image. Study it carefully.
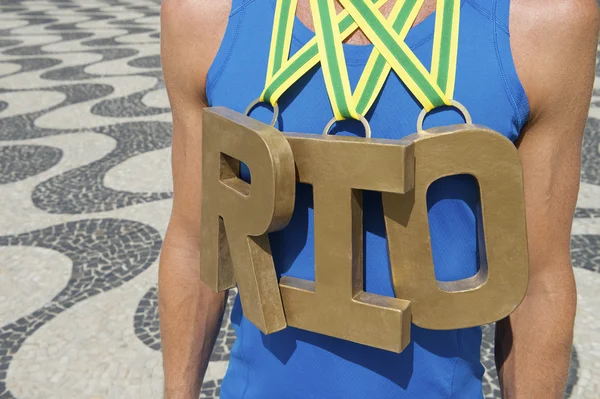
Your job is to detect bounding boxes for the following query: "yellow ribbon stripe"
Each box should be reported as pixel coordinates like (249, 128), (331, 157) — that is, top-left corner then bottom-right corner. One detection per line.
(339, 0), (450, 110)
(260, 0), (389, 106)
(260, 0), (462, 122)
(265, 0), (299, 86)
(353, 0), (424, 115)
(310, 0), (358, 120)
(431, 0), (460, 97)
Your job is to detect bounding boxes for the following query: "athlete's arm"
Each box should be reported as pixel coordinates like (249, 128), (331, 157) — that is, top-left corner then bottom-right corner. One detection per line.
(497, 1), (599, 397)
(158, 1), (231, 398)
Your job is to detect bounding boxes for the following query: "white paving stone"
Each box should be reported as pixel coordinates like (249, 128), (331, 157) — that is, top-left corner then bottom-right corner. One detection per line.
(573, 267), (600, 399)
(0, 19), (30, 30)
(0, 52), (104, 90)
(6, 264), (163, 399)
(104, 147), (172, 193)
(0, 247), (72, 326)
(0, 62), (21, 77)
(34, 75), (165, 130)
(0, 132), (117, 236)
(0, 90), (66, 118)
(142, 88), (169, 109)
(577, 182), (600, 209)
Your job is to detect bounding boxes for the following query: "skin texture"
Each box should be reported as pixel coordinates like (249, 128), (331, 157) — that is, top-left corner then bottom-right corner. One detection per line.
(159, 1), (230, 397)
(158, 0), (600, 398)
(497, 1), (599, 397)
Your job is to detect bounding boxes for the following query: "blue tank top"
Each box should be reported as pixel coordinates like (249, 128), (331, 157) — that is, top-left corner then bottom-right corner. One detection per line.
(207, 0), (529, 397)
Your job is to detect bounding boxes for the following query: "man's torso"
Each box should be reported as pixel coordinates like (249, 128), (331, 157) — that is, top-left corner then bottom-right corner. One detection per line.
(204, 0), (530, 397)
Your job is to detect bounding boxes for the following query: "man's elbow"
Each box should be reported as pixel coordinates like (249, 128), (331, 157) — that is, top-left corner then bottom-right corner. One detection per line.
(526, 261), (577, 312)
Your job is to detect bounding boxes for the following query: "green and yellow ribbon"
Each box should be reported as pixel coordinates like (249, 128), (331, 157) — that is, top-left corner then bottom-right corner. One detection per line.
(261, 0), (462, 122)
(310, 0), (358, 120)
(339, 0), (459, 111)
(431, 0), (460, 98)
(265, 0), (299, 86)
(261, 0), (389, 107)
(353, 0), (424, 115)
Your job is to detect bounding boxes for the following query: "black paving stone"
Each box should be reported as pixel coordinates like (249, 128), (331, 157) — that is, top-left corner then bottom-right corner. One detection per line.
(0, 219), (162, 396)
(571, 235), (600, 273)
(128, 55), (160, 68)
(0, 145), (62, 184)
(582, 118), (600, 186)
(31, 121), (173, 214)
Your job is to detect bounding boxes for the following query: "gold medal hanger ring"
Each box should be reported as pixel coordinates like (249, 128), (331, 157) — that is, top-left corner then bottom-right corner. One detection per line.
(322, 115), (372, 138)
(416, 100), (472, 132)
(244, 98), (280, 127)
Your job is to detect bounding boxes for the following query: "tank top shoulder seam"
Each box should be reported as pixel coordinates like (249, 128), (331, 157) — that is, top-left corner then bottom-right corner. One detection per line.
(468, 0), (529, 131)
(231, 0), (258, 17)
(492, 0), (529, 130)
(206, 0), (252, 103)
(464, 0), (509, 34)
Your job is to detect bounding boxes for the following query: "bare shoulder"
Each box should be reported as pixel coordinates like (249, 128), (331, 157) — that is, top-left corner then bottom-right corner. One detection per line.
(509, 0), (600, 120)
(160, 0), (232, 104)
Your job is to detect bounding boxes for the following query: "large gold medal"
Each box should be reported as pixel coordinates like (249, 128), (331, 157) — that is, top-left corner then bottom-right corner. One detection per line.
(201, 107), (528, 352)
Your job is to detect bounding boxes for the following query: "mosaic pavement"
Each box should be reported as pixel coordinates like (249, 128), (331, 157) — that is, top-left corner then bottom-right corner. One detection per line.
(0, 1), (599, 398)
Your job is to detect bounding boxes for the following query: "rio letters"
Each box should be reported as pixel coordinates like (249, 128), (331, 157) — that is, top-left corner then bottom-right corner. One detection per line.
(200, 107), (529, 353)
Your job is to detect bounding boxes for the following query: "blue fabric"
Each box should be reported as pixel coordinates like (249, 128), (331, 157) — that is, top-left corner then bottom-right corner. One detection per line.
(207, 0), (529, 397)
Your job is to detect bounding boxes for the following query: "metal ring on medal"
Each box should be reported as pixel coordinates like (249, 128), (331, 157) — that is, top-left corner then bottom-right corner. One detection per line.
(322, 114), (372, 139)
(244, 98), (280, 127)
(416, 100), (473, 132)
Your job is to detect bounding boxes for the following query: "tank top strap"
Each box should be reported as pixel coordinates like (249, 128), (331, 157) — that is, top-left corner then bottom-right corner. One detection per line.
(207, 0), (274, 103)
(492, 0), (511, 32)
(490, 0), (530, 130)
(230, 0), (256, 16)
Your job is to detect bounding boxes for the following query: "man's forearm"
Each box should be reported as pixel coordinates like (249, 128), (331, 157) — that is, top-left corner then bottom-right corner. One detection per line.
(159, 243), (226, 399)
(495, 269), (577, 399)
